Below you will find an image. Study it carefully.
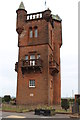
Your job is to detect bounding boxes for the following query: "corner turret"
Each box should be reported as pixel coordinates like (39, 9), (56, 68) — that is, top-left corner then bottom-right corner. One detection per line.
(43, 8), (51, 22)
(16, 2), (27, 34)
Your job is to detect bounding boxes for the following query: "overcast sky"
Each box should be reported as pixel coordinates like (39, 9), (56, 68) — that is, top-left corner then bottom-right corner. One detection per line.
(0, 0), (79, 98)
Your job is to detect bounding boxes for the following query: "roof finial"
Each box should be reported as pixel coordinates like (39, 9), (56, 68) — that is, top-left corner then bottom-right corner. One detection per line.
(45, 0), (47, 9)
(19, 1), (25, 10)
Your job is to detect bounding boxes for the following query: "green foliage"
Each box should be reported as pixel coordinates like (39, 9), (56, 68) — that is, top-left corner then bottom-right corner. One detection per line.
(69, 98), (75, 103)
(3, 95), (11, 103)
(2, 97), (4, 103)
(61, 99), (70, 111)
(76, 98), (80, 105)
(0, 97), (1, 100)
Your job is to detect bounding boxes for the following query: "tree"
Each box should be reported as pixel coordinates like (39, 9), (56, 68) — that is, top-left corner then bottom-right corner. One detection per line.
(61, 99), (70, 111)
(3, 95), (11, 103)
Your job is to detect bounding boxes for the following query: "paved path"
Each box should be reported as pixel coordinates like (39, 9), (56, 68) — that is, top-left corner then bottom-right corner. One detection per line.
(0, 111), (2, 120)
(2, 111), (70, 118)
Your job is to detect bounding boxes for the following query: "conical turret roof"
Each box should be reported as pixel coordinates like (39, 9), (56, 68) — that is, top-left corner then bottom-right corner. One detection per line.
(19, 2), (25, 10)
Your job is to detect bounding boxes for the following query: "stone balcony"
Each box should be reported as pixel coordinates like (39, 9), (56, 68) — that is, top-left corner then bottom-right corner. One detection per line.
(15, 62), (18, 72)
(21, 59), (43, 74)
(49, 60), (59, 75)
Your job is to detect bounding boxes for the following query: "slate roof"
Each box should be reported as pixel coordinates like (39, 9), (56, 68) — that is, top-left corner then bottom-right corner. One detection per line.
(52, 14), (62, 21)
(19, 2), (25, 10)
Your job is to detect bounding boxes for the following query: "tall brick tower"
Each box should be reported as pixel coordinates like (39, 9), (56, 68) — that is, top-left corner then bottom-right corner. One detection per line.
(15, 2), (62, 105)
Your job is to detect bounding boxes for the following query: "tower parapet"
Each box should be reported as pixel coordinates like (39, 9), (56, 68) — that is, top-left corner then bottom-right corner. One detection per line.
(43, 8), (51, 21)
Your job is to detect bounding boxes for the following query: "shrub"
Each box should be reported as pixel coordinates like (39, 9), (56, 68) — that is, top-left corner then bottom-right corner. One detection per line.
(61, 99), (70, 111)
(3, 95), (11, 103)
(76, 98), (80, 105)
(69, 98), (74, 103)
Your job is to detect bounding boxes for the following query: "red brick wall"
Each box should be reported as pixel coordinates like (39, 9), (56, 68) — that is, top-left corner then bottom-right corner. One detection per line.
(53, 20), (62, 104)
(16, 45), (49, 105)
(18, 19), (49, 47)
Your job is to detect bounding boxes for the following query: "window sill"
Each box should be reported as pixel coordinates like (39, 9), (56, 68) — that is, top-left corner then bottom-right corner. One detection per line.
(29, 86), (35, 88)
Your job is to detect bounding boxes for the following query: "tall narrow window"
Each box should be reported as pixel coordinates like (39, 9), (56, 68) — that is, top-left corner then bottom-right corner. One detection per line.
(30, 54), (35, 66)
(34, 27), (38, 38)
(29, 27), (33, 38)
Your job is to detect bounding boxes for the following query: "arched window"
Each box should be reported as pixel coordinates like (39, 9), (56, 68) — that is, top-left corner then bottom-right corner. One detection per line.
(29, 27), (33, 38)
(34, 26), (38, 38)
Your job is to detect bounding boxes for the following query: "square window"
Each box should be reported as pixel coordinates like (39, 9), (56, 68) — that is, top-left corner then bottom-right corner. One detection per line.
(29, 80), (35, 87)
(30, 55), (35, 59)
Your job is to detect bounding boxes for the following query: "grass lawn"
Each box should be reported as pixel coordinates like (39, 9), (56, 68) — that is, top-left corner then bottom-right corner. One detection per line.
(55, 109), (71, 113)
(2, 103), (72, 113)
(2, 104), (32, 112)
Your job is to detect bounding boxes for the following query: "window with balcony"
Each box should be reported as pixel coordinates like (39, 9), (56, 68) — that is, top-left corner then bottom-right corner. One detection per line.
(30, 54), (35, 66)
(29, 80), (35, 87)
(21, 53), (42, 74)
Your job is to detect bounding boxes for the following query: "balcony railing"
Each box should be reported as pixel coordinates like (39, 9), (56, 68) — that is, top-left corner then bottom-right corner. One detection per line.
(21, 59), (43, 74)
(49, 60), (59, 75)
(27, 12), (43, 21)
(22, 59), (42, 67)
